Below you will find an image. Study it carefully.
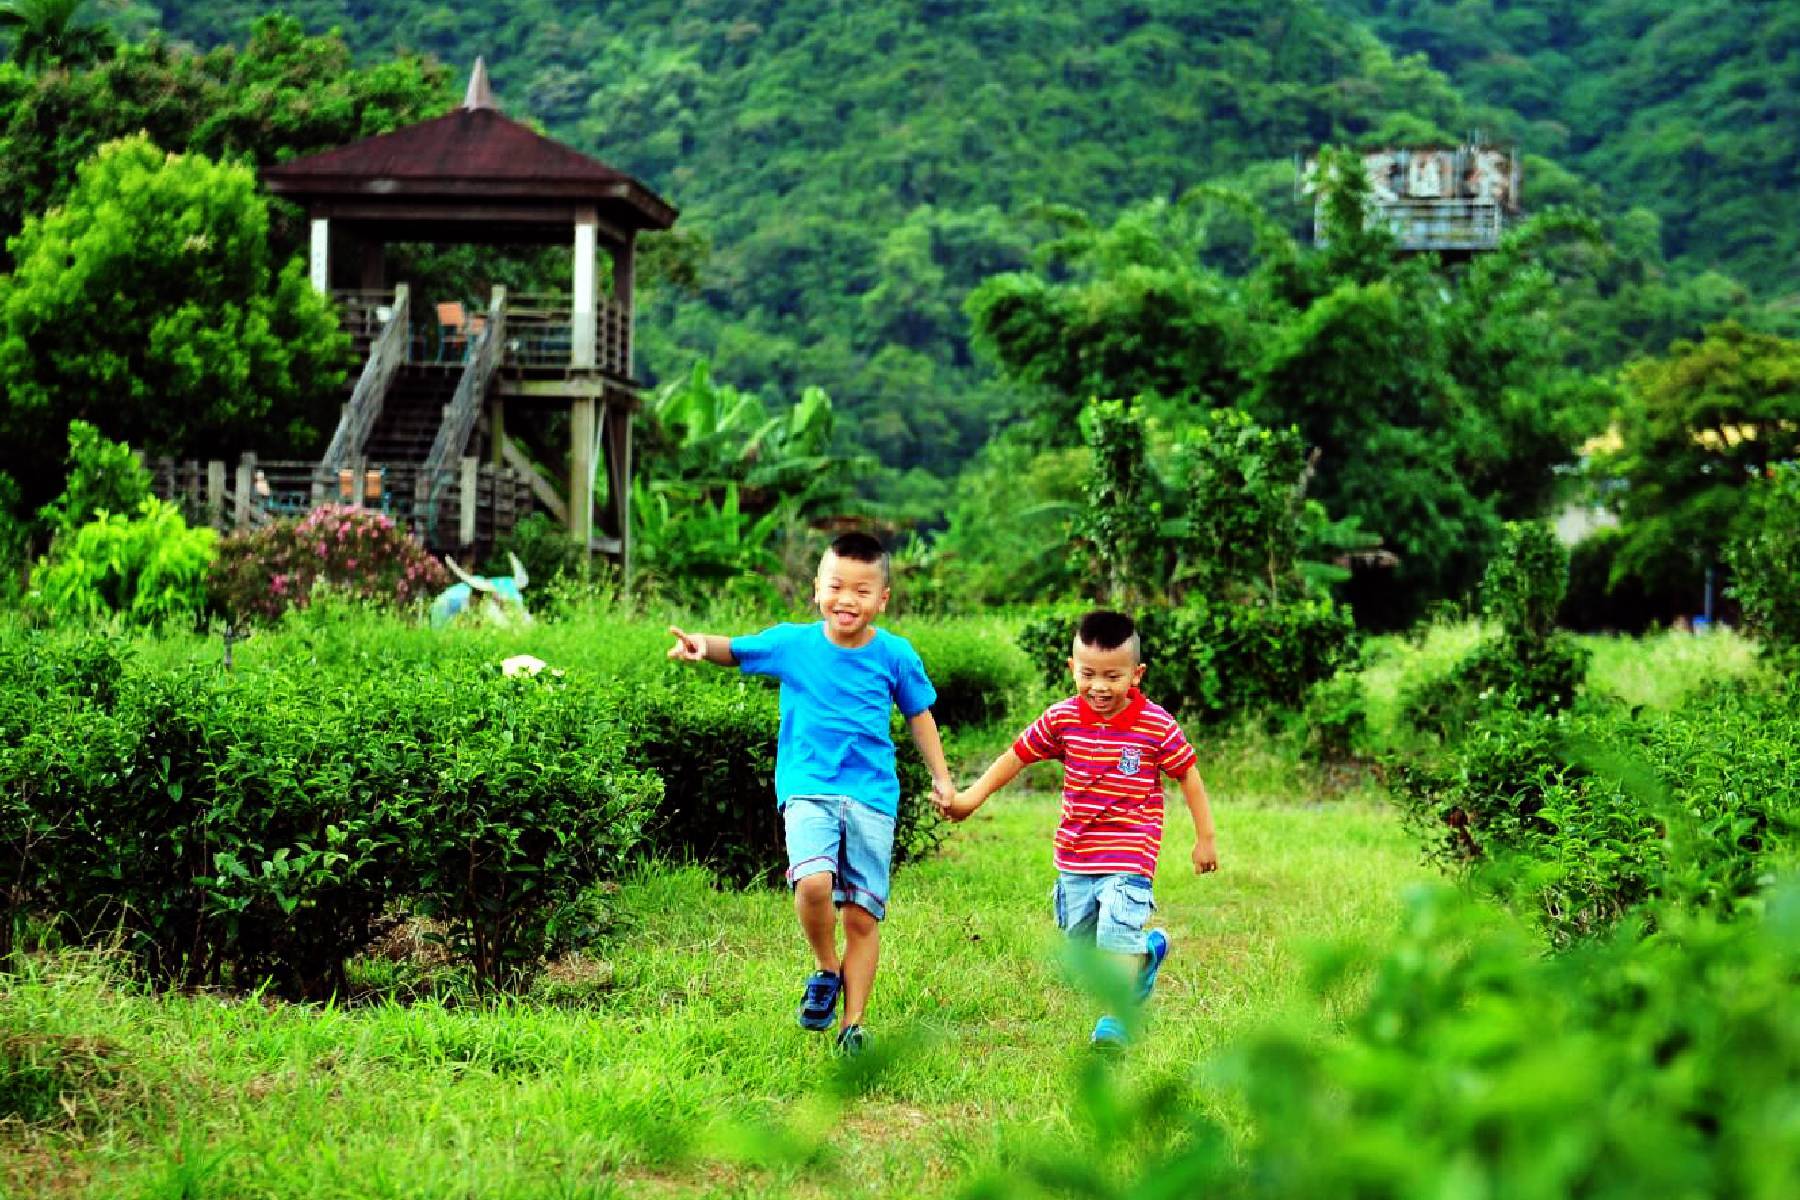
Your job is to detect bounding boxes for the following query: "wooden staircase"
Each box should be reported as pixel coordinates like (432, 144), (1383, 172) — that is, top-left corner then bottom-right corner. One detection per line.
(364, 365), (467, 462)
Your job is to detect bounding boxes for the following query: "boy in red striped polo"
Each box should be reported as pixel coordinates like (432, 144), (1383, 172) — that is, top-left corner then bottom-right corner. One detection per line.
(938, 610), (1218, 1048)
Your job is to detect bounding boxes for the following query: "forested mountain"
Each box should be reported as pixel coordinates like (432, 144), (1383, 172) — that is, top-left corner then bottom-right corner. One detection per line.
(14, 2), (1790, 493)
(1326, 0), (1800, 300)
(141, 0), (1481, 477)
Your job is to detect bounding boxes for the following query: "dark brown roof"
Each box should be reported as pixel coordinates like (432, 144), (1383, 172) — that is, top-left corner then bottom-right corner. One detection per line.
(263, 107), (677, 232)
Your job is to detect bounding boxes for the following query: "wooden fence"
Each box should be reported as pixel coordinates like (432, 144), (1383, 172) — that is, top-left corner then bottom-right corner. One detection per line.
(149, 454), (536, 556)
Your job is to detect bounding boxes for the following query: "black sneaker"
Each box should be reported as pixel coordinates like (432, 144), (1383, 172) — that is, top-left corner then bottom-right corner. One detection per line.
(796, 969), (842, 1031)
(835, 1024), (869, 1057)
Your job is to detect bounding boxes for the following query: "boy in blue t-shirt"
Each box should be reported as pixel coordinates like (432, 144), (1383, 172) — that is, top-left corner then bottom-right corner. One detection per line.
(668, 532), (954, 1054)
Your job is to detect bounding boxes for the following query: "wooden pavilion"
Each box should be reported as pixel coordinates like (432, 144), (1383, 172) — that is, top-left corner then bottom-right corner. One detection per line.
(259, 60), (678, 568)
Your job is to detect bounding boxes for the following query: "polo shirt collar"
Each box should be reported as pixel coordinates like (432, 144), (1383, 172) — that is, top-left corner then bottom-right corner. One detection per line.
(1077, 687), (1146, 727)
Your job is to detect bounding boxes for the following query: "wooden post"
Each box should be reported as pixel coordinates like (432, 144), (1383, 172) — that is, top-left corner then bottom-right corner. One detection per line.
(206, 460), (226, 528)
(309, 218), (330, 294)
(459, 456), (478, 547)
(603, 399), (633, 584)
(234, 452), (256, 530)
(489, 397), (506, 467)
(616, 233), (636, 377)
(570, 397), (596, 552)
(573, 209), (597, 370)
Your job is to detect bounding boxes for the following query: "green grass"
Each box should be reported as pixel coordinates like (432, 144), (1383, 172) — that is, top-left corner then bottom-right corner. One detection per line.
(3, 775), (1428, 1198)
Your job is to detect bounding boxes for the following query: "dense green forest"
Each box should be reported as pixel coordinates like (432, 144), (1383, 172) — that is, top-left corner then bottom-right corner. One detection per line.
(132, 0), (1790, 482)
(3, 0), (1796, 626)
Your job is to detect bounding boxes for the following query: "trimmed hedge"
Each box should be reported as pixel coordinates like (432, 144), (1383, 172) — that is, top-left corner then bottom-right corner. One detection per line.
(1, 632), (658, 995)
(1, 625), (953, 991)
(1394, 681), (1800, 944)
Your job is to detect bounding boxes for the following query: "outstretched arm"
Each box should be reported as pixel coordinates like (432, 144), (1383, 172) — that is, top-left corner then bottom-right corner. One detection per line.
(941, 749), (1026, 821)
(667, 625), (738, 667)
(1179, 764), (1219, 874)
(906, 710), (956, 815)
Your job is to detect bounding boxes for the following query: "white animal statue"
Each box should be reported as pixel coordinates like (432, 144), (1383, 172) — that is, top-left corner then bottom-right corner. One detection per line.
(430, 552), (532, 628)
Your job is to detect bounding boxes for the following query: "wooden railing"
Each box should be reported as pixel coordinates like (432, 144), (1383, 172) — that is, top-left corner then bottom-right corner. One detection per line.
(321, 284), (410, 472)
(413, 287), (507, 540)
(149, 454), (535, 552)
(505, 291), (632, 377)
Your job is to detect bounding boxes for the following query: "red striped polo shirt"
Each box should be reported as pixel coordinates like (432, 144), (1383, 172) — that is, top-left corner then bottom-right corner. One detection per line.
(1013, 688), (1198, 878)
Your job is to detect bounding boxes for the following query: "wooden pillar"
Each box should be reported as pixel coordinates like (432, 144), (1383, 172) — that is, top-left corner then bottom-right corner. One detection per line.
(206, 460), (226, 528)
(570, 397), (596, 551)
(615, 233), (636, 377)
(458, 456), (479, 547)
(234, 452), (256, 530)
(309, 218), (330, 294)
(604, 399), (633, 584)
(572, 209), (597, 369)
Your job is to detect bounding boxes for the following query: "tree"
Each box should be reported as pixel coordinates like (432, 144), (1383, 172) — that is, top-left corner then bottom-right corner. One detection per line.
(0, 0), (112, 70)
(0, 135), (347, 506)
(1601, 321), (1800, 608)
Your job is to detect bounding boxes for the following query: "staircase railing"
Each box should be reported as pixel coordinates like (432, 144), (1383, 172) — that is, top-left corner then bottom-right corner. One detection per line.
(416, 286), (507, 541)
(320, 283), (410, 472)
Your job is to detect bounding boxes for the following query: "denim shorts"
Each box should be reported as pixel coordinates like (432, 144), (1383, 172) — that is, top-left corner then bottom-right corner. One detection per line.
(1053, 871), (1156, 955)
(782, 794), (897, 921)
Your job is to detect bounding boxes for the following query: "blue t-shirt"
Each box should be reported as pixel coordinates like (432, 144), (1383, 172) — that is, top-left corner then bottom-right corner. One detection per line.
(731, 622), (936, 815)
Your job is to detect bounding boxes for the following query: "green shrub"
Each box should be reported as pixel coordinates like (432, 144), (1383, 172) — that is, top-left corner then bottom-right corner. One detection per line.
(615, 675), (941, 886)
(481, 511), (587, 588)
(1394, 682), (1800, 943)
(1727, 463), (1800, 661)
(979, 885), (1800, 1200)
(35, 421), (152, 540)
(906, 620), (1034, 732)
(1300, 670), (1368, 763)
(27, 499), (216, 628)
(0, 634), (661, 995)
(1019, 598), (1358, 724)
(208, 504), (449, 624)
(1406, 522), (1591, 737)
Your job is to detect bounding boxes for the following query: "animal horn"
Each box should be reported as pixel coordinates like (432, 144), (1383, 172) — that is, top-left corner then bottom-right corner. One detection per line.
(508, 551), (529, 591)
(445, 555), (494, 593)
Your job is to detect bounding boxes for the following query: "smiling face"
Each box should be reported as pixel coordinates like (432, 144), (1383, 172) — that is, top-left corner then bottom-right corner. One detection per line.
(814, 551), (889, 645)
(1068, 636), (1145, 718)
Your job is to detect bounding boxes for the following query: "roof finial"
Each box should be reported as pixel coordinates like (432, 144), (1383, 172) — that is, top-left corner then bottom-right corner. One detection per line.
(464, 58), (496, 110)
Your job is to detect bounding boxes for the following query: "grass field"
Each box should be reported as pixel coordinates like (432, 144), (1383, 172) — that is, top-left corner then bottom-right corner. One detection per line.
(4, 754), (1430, 1199)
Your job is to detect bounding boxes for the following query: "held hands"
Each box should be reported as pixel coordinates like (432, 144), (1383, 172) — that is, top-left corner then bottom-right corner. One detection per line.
(666, 626), (705, 662)
(1192, 835), (1220, 875)
(930, 776), (959, 820)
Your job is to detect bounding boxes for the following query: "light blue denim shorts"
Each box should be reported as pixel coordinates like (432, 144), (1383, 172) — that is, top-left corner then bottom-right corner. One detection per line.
(1053, 871), (1156, 955)
(782, 794), (897, 921)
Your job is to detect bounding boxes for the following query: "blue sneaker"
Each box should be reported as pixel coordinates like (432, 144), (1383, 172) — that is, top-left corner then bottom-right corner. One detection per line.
(1136, 929), (1169, 1003)
(835, 1024), (869, 1057)
(797, 970), (842, 1031)
(1090, 1014), (1128, 1050)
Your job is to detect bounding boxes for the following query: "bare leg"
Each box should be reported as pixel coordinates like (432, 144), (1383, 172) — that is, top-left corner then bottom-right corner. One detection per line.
(839, 903), (880, 1026)
(794, 873), (841, 974)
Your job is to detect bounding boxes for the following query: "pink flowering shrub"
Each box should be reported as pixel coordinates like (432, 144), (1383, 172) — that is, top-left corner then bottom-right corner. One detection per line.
(210, 504), (450, 622)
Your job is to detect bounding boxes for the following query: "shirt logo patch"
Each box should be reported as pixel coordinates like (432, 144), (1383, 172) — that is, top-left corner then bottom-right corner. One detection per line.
(1118, 746), (1142, 776)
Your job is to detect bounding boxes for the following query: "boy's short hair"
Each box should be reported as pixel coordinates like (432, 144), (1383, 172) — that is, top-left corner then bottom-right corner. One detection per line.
(824, 530), (890, 584)
(1075, 610), (1141, 662)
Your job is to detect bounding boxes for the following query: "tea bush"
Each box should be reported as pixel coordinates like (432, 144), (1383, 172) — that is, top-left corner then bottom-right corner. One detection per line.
(615, 674), (940, 886)
(906, 619), (1034, 732)
(0, 632), (660, 995)
(1405, 522), (1590, 738)
(1394, 681), (1800, 943)
(27, 499), (217, 628)
(1019, 598), (1357, 724)
(1727, 462), (1800, 662)
(977, 885), (1800, 1200)
(209, 504), (448, 623)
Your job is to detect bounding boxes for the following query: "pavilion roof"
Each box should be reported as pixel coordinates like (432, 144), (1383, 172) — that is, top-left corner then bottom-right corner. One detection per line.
(262, 62), (677, 233)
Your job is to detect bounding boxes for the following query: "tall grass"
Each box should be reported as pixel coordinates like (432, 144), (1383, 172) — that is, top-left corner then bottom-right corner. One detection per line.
(3, 787), (1428, 1198)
